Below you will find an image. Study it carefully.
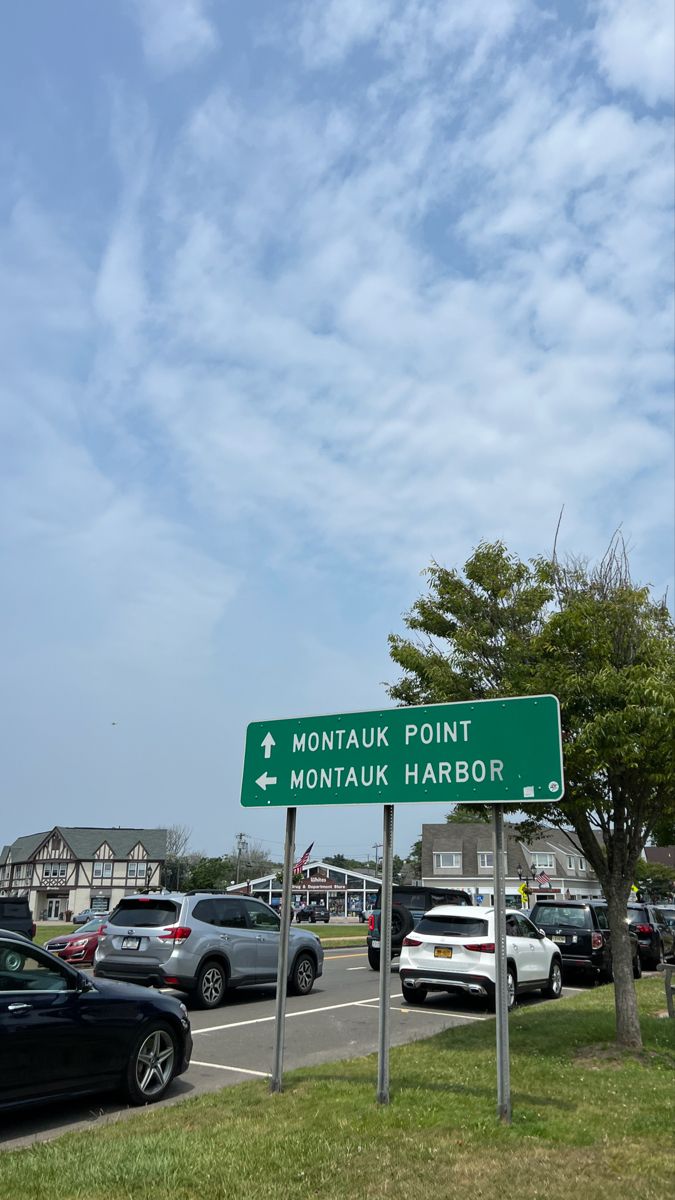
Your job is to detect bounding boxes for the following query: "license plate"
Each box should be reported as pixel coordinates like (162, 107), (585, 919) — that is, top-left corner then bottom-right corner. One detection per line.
(122, 937), (141, 950)
(434, 946), (453, 959)
(552, 936), (567, 944)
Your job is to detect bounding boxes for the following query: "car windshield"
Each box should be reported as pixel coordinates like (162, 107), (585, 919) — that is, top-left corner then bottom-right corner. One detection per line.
(109, 900), (179, 927)
(532, 906), (590, 929)
(415, 915), (489, 937)
(77, 919), (106, 934)
(627, 907), (650, 924)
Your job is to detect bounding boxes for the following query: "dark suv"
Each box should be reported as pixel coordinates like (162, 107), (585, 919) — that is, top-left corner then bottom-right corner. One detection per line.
(625, 903), (675, 969)
(530, 900), (641, 981)
(0, 897), (35, 941)
(294, 903), (330, 924)
(367, 886), (473, 971)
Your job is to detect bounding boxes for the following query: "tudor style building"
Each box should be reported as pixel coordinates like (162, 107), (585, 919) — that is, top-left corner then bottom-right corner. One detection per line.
(0, 826), (167, 920)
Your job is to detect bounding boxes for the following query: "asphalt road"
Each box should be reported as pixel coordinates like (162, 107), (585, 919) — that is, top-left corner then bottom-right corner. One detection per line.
(0, 947), (595, 1150)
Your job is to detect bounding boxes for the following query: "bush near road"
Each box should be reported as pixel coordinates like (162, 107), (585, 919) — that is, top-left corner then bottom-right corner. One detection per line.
(1, 979), (673, 1200)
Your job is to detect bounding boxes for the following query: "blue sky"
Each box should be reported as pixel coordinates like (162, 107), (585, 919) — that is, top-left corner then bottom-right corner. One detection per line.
(1, 0), (673, 863)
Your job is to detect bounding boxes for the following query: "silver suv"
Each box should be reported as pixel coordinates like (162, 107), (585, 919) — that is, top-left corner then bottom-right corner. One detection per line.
(94, 891), (324, 1009)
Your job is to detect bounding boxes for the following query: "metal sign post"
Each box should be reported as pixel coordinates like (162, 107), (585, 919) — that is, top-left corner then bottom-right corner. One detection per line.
(492, 805), (511, 1123)
(377, 804), (394, 1105)
(270, 805), (296, 1093)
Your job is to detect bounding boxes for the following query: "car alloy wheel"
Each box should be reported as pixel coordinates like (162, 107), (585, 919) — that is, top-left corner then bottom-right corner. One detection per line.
(289, 953), (315, 996)
(0, 947), (24, 972)
(198, 961), (226, 1008)
(544, 959), (563, 999)
(506, 968), (517, 1011)
(135, 1028), (175, 1097)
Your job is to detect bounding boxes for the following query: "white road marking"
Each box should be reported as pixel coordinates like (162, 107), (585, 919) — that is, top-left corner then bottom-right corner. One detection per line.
(191, 1060), (271, 1078)
(347, 966), (368, 971)
(357, 1000), (489, 1021)
(193, 994), (383, 1035)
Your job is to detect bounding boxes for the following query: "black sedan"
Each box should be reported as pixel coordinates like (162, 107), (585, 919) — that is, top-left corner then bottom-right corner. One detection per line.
(0, 931), (192, 1112)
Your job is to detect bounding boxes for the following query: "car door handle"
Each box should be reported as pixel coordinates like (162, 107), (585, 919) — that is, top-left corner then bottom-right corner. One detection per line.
(7, 1002), (32, 1013)
(255, 935), (265, 941)
(219, 934), (230, 941)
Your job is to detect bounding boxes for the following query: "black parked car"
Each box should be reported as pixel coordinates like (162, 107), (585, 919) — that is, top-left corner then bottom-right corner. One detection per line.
(625, 903), (675, 969)
(367, 886), (473, 971)
(0, 930), (192, 1112)
(0, 897), (35, 940)
(294, 903), (330, 924)
(529, 900), (641, 982)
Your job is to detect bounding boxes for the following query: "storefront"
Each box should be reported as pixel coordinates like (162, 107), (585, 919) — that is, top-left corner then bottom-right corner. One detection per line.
(229, 861), (383, 916)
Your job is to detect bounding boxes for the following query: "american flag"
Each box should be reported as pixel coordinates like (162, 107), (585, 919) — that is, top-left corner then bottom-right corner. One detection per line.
(535, 870), (550, 885)
(293, 843), (314, 874)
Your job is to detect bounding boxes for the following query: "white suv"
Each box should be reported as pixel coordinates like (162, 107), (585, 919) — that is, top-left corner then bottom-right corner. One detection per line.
(398, 905), (563, 1011)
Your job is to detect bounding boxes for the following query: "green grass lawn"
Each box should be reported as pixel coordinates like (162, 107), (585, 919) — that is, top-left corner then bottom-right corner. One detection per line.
(33, 924), (75, 946)
(297, 922), (366, 942)
(0, 979), (672, 1200)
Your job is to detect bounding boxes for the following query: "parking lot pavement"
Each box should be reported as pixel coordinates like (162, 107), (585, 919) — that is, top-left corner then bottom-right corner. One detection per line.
(1, 949), (648, 1150)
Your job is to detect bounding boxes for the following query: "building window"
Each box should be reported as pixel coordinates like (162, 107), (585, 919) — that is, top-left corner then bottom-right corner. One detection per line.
(433, 852), (462, 870)
(578, 858), (586, 872)
(93, 862), (113, 879)
(137, 862), (147, 880)
(43, 863), (66, 879)
(567, 855), (574, 870)
(531, 854), (555, 870)
(127, 862), (137, 878)
(478, 852), (493, 869)
(51, 836), (62, 852)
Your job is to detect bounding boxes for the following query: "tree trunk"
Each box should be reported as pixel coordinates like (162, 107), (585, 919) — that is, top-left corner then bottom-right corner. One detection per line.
(606, 887), (642, 1051)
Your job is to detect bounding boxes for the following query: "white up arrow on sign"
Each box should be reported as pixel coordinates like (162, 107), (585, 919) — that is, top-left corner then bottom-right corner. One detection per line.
(256, 772), (278, 791)
(261, 732), (276, 759)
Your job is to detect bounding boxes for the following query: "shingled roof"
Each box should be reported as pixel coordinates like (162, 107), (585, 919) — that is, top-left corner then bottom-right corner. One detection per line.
(4, 827), (167, 862)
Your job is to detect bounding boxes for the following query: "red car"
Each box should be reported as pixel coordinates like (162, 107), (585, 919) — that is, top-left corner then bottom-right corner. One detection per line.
(45, 917), (108, 965)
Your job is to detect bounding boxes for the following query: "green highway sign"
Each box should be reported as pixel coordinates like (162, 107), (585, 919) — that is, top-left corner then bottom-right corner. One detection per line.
(240, 695), (563, 809)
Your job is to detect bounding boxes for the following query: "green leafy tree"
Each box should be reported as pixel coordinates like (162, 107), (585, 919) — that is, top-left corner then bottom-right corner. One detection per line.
(406, 838), (422, 881)
(388, 537), (675, 1050)
(634, 858), (675, 901)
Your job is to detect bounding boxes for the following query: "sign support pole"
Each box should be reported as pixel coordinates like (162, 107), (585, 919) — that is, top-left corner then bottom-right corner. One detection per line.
(376, 803), (394, 1105)
(493, 804), (511, 1123)
(270, 805), (296, 1093)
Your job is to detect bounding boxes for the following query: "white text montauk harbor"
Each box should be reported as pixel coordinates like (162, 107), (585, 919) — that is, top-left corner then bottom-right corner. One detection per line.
(241, 696), (564, 809)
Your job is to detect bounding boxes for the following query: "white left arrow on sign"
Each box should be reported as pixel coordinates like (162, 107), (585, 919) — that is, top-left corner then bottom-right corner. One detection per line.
(256, 772), (278, 791)
(261, 732), (276, 759)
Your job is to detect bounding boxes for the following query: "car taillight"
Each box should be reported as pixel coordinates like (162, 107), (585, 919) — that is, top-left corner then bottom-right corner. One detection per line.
(634, 924), (652, 935)
(464, 942), (496, 953)
(402, 936), (422, 947)
(367, 914), (375, 932)
(158, 926), (192, 944)
(591, 932), (604, 949)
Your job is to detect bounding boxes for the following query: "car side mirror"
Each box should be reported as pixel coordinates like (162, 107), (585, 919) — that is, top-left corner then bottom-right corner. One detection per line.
(538, 928), (547, 938)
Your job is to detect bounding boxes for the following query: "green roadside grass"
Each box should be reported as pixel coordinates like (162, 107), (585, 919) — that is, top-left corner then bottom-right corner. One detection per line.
(1, 979), (673, 1200)
(297, 922), (366, 944)
(33, 925), (75, 946)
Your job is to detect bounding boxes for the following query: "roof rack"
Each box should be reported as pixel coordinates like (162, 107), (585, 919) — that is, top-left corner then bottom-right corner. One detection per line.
(183, 888), (231, 896)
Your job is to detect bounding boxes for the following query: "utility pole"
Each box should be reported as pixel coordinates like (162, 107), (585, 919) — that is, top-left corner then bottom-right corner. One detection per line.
(235, 833), (248, 885)
(372, 843), (383, 871)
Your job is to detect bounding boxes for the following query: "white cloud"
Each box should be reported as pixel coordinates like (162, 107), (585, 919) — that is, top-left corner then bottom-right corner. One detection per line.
(132, 0), (218, 73)
(594, 0), (675, 106)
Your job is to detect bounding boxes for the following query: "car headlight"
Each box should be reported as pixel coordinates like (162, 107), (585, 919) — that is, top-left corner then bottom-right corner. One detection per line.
(70, 939), (89, 949)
